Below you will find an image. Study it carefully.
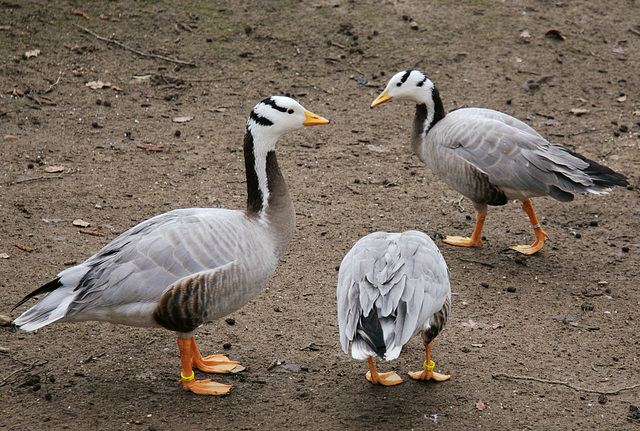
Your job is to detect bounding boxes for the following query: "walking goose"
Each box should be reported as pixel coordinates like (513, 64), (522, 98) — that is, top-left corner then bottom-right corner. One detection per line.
(372, 70), (629, 255)
(337, 230), (451, 386)
(12, 96), (329, 395)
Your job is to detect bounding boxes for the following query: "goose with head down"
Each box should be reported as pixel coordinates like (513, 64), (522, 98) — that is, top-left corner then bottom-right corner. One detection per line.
(337, 230), (451, 386)
(372, 70), (628, 255)
(12, 96), (329, 395)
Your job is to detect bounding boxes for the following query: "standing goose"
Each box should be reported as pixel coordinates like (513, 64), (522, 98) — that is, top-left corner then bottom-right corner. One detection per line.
(371, 70), (629, 255)
(12, 96), (329, 395)
(337, 230), (451, 386)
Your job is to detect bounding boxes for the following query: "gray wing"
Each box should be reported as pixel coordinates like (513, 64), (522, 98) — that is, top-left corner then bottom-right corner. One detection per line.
(63, 207), (242, 315)
(336, 231), (450, 359)
(427, 108), (595, 203)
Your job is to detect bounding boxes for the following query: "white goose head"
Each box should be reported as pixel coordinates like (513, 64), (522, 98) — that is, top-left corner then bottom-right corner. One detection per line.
(371, 70), (435, 107)
(244, 96), (329, 215)
(371, 70), (445, 139)
(248, 96), (329, 143)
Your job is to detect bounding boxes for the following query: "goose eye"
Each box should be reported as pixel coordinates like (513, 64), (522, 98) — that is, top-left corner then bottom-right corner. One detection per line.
(396, 82), (402, 87)
(287, 109), (294, 114)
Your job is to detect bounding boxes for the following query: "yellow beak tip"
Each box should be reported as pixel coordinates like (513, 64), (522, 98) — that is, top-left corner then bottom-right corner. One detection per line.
(302, 111), (330, 126)
(371, 89), (391, 108)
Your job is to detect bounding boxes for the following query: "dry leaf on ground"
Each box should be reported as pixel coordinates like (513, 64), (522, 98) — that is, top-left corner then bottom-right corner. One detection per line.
(172, 116), (194, 123)
(44, 165), (65, 173)
(72, 219), (91, 228)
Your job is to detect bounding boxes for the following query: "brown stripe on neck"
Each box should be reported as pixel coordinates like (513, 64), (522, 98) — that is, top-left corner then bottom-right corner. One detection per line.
(265, 150), (288, 211)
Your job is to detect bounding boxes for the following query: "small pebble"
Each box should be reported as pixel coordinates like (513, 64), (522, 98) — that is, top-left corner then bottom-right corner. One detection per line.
(506, 286), (517, 293)
(223, 343), (231, 350)
(481, 282), (489, 288)
(225, 318), (235, 325)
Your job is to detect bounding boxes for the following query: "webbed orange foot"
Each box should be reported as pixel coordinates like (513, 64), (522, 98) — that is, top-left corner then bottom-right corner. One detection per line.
(179, 373), (233, 395)
(408, 369), (451, 381)
(444, 235), (483, 247)
(444, 211), (486, 248)
(511, 227), (548, 255)
(512, 199), (549, 255)
(365, 370), (404, 386)
(195, 354), (242, 374)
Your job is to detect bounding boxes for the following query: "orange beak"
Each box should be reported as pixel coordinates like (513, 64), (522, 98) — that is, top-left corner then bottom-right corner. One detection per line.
(371, 88), (392, 108)
(303, 110), (330, 126)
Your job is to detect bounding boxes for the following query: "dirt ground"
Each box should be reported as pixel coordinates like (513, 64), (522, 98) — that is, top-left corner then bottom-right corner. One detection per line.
(1, 1), (639, 430)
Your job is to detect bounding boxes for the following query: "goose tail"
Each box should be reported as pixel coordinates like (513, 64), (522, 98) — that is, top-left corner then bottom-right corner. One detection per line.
(574, 151), (629, 191)
(12, 278), (74, 331)
(351, 308), (387, 360)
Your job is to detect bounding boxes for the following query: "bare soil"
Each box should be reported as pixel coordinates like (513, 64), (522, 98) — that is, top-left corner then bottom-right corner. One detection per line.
(1, 1), (639, 430)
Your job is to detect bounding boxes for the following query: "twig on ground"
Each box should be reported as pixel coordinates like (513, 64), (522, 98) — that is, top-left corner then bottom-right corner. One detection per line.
(0, 359), (49, 387)
(344, 185), (360, 195)
(44, 71), (63, 94)
(78, 229), (106, 237)
(10, 175), (64, 185)
(73, 24), (196, 67)
(493, 373), (640, 395)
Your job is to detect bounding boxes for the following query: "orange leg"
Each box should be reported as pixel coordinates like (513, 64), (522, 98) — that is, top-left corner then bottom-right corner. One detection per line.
(444, 211), (486, 248)
(177, 337), (238, 395)
(408, 341), (450, 382)
(510, 199), (549, 255)
(365, 356), (403, 386)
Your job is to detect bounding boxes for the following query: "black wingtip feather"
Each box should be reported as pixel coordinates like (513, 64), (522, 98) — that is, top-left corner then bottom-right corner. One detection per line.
(355, 308), (387, 359)
(12, 278), (63, 311)
(571, 151), (629, 188)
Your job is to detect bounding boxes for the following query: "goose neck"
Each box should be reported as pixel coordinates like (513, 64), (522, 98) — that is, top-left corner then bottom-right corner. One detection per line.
(243, 128), (295, 237)
(411, 87), (445, 154)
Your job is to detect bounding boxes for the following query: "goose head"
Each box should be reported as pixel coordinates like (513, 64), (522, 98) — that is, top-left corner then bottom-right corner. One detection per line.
(244, 96), (329, 216)
(371, 70), (434, 107)
(247, 96), (329, 149)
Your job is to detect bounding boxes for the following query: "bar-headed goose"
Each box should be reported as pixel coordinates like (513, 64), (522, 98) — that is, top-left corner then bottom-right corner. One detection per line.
(12, 96), (329, 395)
(337, 230), (451, 385)
(372, 70), (629, 255)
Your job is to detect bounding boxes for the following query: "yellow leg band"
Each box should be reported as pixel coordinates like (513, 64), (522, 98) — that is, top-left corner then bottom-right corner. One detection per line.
(181, 371), (195, 381)
(423, 360), (435, 371)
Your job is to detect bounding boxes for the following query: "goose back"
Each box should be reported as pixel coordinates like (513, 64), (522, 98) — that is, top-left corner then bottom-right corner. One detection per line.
(337, 231), (451, 361)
